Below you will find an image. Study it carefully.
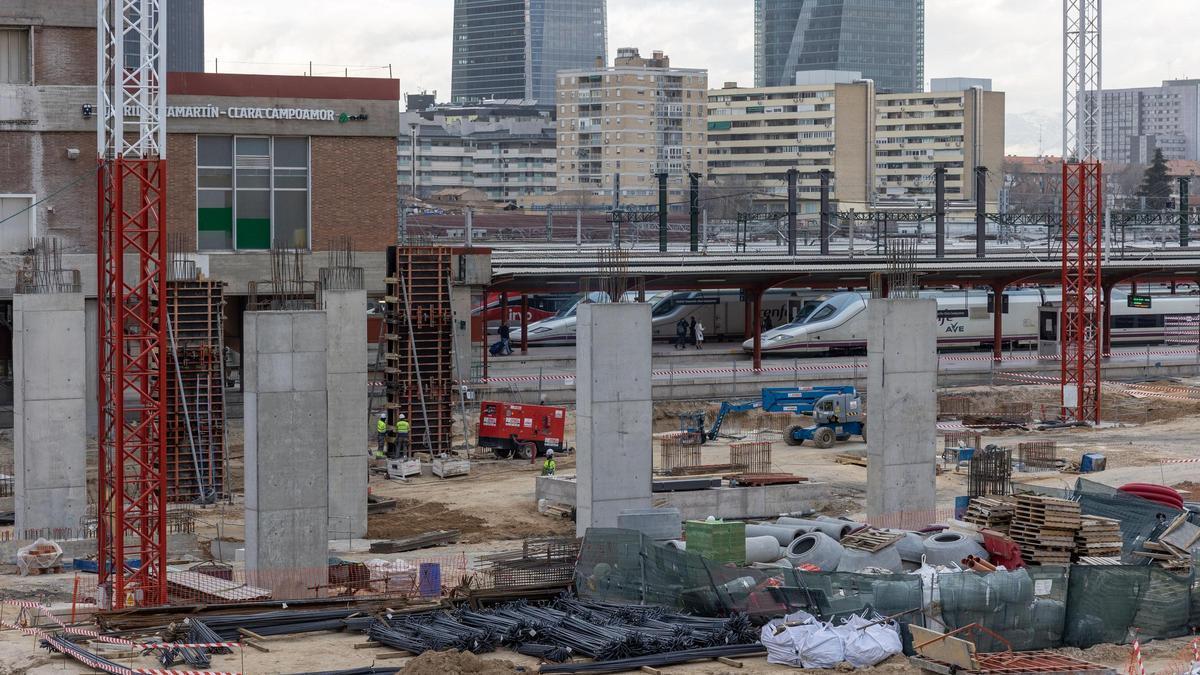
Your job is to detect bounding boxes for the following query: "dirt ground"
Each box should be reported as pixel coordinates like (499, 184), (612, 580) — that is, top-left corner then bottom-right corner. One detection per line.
(4, 381), (1200, 672)
(0, 624), (1194, 675)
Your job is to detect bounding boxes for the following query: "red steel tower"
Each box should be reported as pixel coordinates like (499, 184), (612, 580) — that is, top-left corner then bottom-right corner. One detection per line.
(96, 0), (169, 608)
(1060, 0), (1103, 423)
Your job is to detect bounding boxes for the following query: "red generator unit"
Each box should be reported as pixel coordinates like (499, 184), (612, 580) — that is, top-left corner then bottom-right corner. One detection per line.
(478, 401), (566, 459)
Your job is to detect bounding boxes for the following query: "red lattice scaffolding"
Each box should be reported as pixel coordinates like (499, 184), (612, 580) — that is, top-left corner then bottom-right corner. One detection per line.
(1060, 161), (1103, 423)
(97, 157), (169, 608)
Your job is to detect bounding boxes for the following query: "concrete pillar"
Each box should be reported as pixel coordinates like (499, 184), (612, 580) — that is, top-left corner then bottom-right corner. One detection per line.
(243, 310), (328, 597)
(13, 292), (87, 535)
(323, 290), (368, 539)
(866, 299), (937, 529)
(575, 303), (653, 537)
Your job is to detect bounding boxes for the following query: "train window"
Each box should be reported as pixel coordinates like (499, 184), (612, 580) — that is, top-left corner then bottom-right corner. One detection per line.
(1113, 315), (1165, 329)
(652, 297), (677, 316)
(802, 294), (860, 325)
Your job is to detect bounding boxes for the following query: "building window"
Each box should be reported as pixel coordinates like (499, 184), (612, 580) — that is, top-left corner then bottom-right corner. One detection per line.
(196, 135), (310, 251)
(0, 194), (35, 252)
(0, 27), (31, 84)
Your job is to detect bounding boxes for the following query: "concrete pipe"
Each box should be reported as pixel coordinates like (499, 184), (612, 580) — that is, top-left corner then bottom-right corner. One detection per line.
(836, 544), (903, 573)
(663, 540), (686, 551)
(745, 536), (786, 564)
(786, 531), (844, 571)
(745, 523), (808, 546)
(922, 531), (986, 567)
(776, 517), (853, 540)
(891, 531), (928, 563)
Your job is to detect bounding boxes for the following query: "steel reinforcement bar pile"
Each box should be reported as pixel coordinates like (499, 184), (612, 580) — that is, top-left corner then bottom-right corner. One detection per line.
(366, 596), (757, 664)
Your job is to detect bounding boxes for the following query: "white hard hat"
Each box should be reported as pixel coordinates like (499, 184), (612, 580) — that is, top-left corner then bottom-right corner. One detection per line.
(546, 449), (554, 456)
(399, 414), (406, 420)
(378, 413), (386, 419)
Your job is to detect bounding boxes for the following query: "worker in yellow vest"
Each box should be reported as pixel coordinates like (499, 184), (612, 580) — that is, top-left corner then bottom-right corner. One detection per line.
(374, 413), (387, 458)
(395, 414), (411, 456)
(541, 449), (556, 476)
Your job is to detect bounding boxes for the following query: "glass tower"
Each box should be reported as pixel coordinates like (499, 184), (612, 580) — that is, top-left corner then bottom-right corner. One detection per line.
(452, 0), (607, 105)
(754, 0), (924, 93)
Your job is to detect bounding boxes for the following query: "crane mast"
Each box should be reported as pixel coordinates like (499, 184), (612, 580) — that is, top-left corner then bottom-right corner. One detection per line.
(96, 0), (169, 608)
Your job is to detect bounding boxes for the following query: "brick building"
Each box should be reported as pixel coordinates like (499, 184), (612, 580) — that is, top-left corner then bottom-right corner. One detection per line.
(1, 1), (400, 254)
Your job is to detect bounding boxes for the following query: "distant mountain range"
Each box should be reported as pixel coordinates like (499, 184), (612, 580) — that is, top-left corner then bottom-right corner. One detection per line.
(1005, 110), (1063, 157)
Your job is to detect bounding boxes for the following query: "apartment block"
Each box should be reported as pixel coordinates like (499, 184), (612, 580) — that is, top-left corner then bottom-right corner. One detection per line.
(875, 85), (1004, 204)
(705, 77), (1004, 210)
(555, 48), (708, 207)
(398, 103), (557, 203)
(1091, 80), (1200, 163)
(706, 74), (874, 207)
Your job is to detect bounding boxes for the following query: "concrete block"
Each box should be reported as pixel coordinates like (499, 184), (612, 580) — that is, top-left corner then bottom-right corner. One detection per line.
(328, 455), (367, 539)
(291, 352), (327, 392)
(291, 311), (327, 353)
(254, 313), (293, 354)
(243, 310), (329, 590)
(575, 303), (653, 537)
(323, 290), (367, 375)
(255, 353), (293, 392)
(867, 298), (937, 525)
(327, 372), (368, 458)
(13, 292), (87, 534)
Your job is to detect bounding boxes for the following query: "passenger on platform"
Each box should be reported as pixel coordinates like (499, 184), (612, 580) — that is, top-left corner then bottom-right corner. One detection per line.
(542, 449), (557, 476)
(688, 317), (697, 345)
(763, 314), (774, 331)
(695, 321), (705, 349)
(675, 319), (688, 350)
(492, 322), (513, 356)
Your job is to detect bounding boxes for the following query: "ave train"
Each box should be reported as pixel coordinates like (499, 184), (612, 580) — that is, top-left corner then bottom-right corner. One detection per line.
(745, 289), (1199, 354)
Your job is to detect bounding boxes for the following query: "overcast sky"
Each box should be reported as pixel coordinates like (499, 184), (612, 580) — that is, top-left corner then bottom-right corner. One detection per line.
(205, 0), (1200, 156)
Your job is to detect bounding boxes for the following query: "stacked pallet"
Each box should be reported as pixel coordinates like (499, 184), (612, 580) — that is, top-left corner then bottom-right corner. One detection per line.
(963, 497), (1014, 532)
(1009, 494), (1081, 565)
(1074, 516), (1123, 559)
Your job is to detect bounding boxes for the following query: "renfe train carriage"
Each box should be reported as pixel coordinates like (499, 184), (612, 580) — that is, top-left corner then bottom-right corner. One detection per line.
(523, 289), (828, 346)
(745, 289), (1200, 354)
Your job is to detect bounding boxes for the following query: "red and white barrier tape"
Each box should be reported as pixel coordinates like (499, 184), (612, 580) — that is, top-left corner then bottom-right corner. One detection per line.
(1131, 638), (1146, 675)
(0, 600), (239, 652)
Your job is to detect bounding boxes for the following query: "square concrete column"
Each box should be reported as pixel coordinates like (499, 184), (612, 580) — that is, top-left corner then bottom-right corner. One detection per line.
(867, 298), (937, 528)
(323, 290), (368, 539)
(575, 302), (653, 538)
(13, 292), (87, 535)
(243, 311), (329, 597)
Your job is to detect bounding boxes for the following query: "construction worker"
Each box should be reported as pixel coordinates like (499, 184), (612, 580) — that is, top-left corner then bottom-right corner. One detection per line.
(375, 413), (387, 458)
(541, 450), (556, 476)
(395, 414), (411, 456)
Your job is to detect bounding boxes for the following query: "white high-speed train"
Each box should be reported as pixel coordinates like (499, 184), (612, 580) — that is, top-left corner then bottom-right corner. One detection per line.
(523, 289), (828, 346)
(745, 289), (1200, 354)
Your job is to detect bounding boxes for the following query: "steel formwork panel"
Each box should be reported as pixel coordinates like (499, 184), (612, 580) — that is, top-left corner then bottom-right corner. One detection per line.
(165, 280), (226, 502)
(384, 247), (454, 455)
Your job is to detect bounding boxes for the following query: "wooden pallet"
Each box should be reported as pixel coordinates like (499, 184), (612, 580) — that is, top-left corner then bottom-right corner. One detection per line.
(834, 453), (868, 467)
(841, 528), (903, 553)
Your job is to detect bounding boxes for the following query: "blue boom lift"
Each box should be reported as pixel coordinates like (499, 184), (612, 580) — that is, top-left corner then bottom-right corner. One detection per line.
(685, 386), (866, 449)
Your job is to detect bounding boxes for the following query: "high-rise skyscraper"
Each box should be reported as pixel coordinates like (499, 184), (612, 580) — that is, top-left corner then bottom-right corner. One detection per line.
(451, 0), (607, 105)
(167, 0), (205, 72)
(754, 0), (924, 93)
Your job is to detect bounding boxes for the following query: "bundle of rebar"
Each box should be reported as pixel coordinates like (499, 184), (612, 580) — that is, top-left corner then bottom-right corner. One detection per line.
(199, 608), (362, 640)
(354, 596), (757, 663)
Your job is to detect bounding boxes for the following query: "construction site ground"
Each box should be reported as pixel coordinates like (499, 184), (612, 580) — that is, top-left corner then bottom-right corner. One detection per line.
(2, 381), (1200, 672)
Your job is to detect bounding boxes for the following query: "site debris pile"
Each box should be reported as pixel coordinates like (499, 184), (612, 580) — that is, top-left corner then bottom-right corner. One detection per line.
(1009, 494), (1081, 565)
